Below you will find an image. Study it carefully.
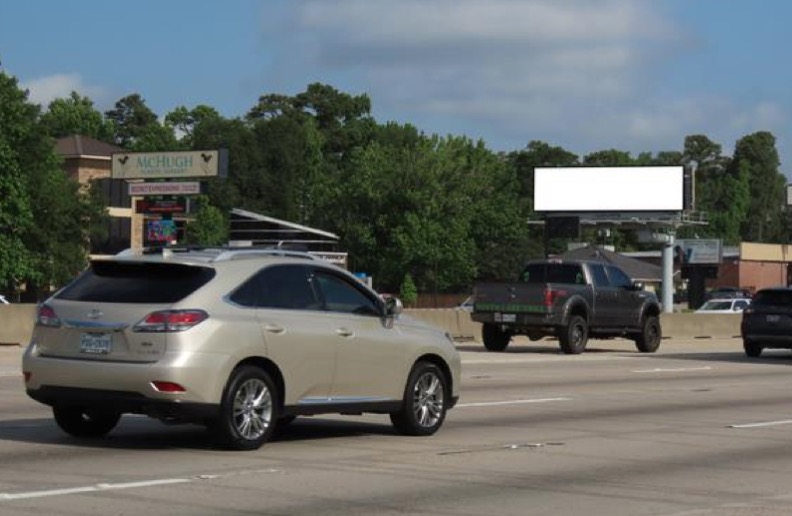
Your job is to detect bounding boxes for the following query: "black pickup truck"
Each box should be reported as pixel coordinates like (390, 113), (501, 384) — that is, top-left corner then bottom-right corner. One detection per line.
(471, 259), (662, 354)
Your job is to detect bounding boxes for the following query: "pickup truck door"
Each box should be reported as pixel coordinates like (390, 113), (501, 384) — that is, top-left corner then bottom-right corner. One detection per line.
(605, 265), (641, 327)
(589, 263), (618, 326)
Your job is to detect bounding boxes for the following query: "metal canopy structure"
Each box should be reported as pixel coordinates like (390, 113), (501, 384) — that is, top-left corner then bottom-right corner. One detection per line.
(228, 208), (340, 251)
(227, 209), (347, 267)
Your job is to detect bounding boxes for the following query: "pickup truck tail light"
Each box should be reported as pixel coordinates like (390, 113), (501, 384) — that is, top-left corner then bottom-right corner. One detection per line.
(543, 288), (567, 308)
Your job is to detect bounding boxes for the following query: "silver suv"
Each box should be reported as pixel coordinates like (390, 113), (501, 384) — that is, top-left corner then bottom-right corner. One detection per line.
(22, 247), (461, 450)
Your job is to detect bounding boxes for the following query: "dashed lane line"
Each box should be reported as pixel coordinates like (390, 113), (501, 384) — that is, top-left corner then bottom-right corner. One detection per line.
(631, 366), (713, 373)
(729, 419), (792, 429)
(457, 397), (571, 408)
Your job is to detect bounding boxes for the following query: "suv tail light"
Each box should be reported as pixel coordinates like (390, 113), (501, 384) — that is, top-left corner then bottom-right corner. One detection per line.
(134, 310), (208, 333)
(36, 305), (61, 328)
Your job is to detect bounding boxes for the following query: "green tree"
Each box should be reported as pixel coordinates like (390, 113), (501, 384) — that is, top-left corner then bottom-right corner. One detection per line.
(399, 273), (418, 307)
(506, 140), (578, 210)
(0, 138), (34, 293)
(0, 70), (97, 298)
(706, 159), (750, 245)
(189, 115), (259, 214)
(582, 149), (635, 166)
(165, 105), (222, 148)
(40, 91), (113, 141)
(0, 72), (38, 293)
(678, 134), (730, 239)
(321, 132), (519, 292)
(105, 93), (178, 151)
(184, 196), (228, 245)
(735, 131), (785, 242)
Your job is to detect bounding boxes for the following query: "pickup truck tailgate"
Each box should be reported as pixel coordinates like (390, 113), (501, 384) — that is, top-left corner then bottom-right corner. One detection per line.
(473, 282), (548, 314)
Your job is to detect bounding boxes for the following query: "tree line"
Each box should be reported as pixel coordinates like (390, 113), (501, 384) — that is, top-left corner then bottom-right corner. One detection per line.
(0, 69), (788, 299)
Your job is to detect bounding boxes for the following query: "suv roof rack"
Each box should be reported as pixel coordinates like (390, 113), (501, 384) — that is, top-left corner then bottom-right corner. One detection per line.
(115, 245), (319, 263)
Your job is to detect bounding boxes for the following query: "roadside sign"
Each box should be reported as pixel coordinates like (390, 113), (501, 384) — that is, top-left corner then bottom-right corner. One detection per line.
(135, 198), (188, 214)
(129, 182), (201, 196)
(112, 150), (226, 179)
(147, 220), (177, 242)
(675, 239), (722, 264)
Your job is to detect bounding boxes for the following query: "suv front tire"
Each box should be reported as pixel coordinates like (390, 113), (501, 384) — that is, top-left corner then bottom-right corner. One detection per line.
(390, 362), (448, 436)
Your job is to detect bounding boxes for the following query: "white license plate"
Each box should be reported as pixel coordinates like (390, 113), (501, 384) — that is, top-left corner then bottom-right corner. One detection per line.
(80, 333), (112, 354)
(767, 315), (781, 323)
(501, 313), (516, 323)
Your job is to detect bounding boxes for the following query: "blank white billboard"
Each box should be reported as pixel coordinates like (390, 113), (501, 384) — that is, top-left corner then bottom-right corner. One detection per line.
(534, 166), (684, 212)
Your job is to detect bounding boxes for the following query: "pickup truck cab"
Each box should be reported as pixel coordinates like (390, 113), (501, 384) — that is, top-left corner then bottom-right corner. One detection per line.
(471, 259), (661, 354)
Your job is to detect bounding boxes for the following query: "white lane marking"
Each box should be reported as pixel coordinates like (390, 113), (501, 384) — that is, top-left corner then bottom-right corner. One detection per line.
(729, 419), (792, 429)
(0, 478), (189, 501)
(457, 397), (571, 408)
(0, 371), (20, 378)
(632, 366), (712, 373)
(0, 469), (282, 502)
(464, 355), (631, 365)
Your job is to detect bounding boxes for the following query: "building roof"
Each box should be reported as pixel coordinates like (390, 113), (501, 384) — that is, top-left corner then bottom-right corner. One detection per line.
(557, 245), (663, 282)
(54, 135), (122, 159)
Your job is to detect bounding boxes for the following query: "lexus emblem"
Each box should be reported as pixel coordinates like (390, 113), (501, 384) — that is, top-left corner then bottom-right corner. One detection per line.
(87, 309), (103, 320)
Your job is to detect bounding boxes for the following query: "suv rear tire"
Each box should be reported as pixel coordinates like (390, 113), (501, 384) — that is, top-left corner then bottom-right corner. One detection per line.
(53, 406), (121, 438)
(390, 362), (448, 436)
(559, 315), (588, 354)
(213, 366), (279, 450)
(482, 323), (511, 352)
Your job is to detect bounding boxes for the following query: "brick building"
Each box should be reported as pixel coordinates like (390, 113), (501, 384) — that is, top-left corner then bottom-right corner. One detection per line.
(54, 134), (141, 254)
(716, 243), (792, 293)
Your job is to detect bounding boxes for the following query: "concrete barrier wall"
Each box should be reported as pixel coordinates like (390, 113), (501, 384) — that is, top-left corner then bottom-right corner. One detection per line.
(405, 309), (743, 341)
(0, 306), (742, 347)
(0, 304), (36, 347)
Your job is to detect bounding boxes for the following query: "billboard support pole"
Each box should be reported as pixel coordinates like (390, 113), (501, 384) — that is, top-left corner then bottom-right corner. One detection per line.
(662, 235), (675, 314)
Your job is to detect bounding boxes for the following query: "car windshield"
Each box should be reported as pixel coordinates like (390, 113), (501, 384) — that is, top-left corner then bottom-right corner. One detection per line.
(699, 300), (732, 311)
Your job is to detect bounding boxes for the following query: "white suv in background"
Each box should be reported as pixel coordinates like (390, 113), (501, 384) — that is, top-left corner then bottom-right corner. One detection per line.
(22, 247), (461, 450)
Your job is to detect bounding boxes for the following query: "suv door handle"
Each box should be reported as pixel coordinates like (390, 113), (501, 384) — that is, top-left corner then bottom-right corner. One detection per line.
(335, 327), (354, 337)
(264, 323), (285, 334)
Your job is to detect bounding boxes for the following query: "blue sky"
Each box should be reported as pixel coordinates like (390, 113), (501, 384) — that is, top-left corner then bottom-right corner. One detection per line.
(2, 0), (791, 174)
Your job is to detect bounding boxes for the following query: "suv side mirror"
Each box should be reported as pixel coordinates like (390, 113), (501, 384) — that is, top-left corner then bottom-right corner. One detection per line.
(385, 296), (403, 317)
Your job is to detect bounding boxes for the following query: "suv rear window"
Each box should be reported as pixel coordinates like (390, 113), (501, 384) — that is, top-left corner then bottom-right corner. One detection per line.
(55, 261), (216, 303)
(752, 290), (792, 307)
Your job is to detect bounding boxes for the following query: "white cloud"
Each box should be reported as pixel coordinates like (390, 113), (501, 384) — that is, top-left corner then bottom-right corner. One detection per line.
(298, 0), (672, 46)
(262, 1), (791, 169)
(270, 0), (680, 115)
(21, 73), (108, 108)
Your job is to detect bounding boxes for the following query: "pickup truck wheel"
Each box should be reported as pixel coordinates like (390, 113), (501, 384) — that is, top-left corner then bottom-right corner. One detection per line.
(635, 315), (661, 353)
(482, 323), (511, 352)
(559, 315), (588, 354)
(744, 339), (763, 357)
